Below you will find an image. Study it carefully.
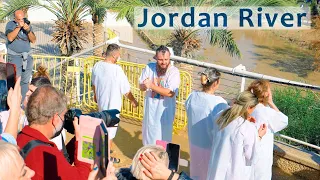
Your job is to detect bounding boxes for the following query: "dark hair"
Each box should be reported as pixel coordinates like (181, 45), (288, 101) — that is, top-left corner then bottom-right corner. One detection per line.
(104, 44), (120, 57)
(155, 45), (170, 56)
(30, 77), (51, 88)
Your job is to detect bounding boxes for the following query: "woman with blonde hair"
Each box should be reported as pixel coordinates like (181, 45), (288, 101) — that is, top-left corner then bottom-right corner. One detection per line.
(116, 145), (169, 180)
(0, 141), (35, 180)
(207, 91), (267, 180)
(247, 80), (288, 180)
(185, 68), (229, 180)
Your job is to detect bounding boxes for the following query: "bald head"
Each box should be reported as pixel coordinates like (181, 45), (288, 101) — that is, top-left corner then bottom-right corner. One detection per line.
(14, 10), (25, 24)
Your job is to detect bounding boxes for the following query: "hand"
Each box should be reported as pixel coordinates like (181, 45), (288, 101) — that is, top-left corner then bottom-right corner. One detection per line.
(7, 77), (22, 112)
(141, 152), (173, 180)
(143, 78), (153, 89)
(17, 21), (24, 28)
(258, 123), (267, 138)
(247, 116), (256, 123)
(22, 23), (30, 32)
(73, 117), (80, 141)
(267, 87), (273, 104)
(132, 100), (138, 108)
(88, 162), (117, 180)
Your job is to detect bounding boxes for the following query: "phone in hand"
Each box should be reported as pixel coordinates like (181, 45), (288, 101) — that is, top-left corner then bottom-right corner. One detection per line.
(100, 120), (109, 177)
(0, 62), (16, 111)
(166, 143), (180, 172)
(6, 63), (16, 91)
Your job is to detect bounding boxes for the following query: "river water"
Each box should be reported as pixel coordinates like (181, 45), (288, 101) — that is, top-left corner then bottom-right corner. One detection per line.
(199, 30), (320, 86)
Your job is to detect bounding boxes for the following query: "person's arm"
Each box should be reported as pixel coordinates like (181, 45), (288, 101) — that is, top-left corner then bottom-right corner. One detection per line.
(125, 92), (138, 108)
(7, 26), (21, 42)
(4, 77), (22, 139)
(23, 24), (36, 43)
(138, 66), (148, 91)
(92, 85), (97, 103)
(147, 81), (176, 97)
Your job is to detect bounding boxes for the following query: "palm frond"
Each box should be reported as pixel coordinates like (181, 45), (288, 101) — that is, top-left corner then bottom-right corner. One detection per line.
(0, 0), (41, 20)
(208, 29), (241, 58)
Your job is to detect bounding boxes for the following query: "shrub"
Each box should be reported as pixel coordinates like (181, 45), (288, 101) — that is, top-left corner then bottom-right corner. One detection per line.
(273, 86), (320, 148)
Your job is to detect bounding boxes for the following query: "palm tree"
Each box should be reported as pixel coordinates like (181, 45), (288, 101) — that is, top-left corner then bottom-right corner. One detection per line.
(44, 0), (88, 56)
(0, 0), (40, 19)
(83, 0), (114, 56)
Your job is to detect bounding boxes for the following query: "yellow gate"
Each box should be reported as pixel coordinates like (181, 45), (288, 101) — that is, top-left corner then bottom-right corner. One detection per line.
(32, 55), (192, 131)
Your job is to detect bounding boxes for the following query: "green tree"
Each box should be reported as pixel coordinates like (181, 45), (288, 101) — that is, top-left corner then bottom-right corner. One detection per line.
(83, 0), (115, 56)
(44, 0), (88, 56)
(0, 0), (40, 19)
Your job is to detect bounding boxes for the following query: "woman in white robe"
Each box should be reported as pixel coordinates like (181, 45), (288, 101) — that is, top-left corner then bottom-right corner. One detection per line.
(247, 80), (288, 180)
(185, 68), (229, 180)
(207, 91), (267, 180)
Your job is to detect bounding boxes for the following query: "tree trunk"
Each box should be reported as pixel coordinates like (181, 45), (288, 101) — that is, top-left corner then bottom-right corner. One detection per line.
(93, 23), (104, 57)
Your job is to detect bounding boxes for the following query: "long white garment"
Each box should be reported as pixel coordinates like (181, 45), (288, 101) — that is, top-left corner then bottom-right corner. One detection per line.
(92, 61), (131, 139)
(0, 110), (66, 150)
(207, 116), (261, 180)
(185, 91), (229, 180)
(249, 103), (288, 180)
(139, 63), (180, 145)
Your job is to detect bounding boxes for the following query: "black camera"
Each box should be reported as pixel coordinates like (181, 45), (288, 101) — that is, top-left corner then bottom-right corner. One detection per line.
(23, 18), (30, 25)
(63, 108), (120, 134)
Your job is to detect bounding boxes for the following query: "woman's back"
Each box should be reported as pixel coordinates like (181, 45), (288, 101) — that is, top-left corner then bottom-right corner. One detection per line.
(207, 116), (260, 180)
(185, 91), (228, 180)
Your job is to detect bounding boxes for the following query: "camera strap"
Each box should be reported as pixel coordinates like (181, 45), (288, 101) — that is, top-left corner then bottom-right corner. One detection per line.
(61, 135), (70, 163)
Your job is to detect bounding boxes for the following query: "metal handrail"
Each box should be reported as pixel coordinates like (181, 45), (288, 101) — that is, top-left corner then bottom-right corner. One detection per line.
(275, 133), (320, 151)
(70, 37), (320, 151)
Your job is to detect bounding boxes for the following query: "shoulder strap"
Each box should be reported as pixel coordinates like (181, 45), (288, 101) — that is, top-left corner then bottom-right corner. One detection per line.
(20, 140), (52, 160)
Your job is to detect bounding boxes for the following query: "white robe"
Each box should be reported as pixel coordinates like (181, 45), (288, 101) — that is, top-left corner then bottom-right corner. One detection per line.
(139, 63), (180, 145)
(207, 116), (261, 180)
(185, 91), (229, 180)
(92, 61), (131, 139)
(249, 103), (288, 180)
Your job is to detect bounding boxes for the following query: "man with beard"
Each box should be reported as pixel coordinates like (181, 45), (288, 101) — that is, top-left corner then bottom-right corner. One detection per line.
(139, 45), (181, 145)
(17, 86), (91, 180)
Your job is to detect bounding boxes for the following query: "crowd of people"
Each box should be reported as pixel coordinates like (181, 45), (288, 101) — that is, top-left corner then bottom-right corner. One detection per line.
(0, 9), (289, 180)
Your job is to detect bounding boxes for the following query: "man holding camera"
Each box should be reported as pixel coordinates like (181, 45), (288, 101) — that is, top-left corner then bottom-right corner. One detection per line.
(5, 10), (36, 101)
(17, 85), (91, 180)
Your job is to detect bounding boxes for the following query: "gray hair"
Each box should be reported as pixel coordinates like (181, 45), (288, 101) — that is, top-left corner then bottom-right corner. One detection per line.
(131, 145), (169, 180)
(26, 85), (67, 125)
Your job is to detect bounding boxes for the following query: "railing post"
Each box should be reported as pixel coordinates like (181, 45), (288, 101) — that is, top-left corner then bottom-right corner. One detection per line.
(233, 64), (246, 92)
(168, 47), (174, 66)
(75, 58), (81, 104)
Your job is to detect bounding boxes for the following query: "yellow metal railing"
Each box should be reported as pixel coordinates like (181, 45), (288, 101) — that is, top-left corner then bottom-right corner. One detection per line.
(31, 55), (192, 131)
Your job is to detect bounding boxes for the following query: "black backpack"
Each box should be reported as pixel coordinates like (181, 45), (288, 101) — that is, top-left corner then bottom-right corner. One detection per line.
(20, 135), (70, 163)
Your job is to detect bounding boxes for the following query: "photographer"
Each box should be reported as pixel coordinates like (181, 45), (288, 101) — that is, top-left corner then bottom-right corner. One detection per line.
(5, 10), (36, 101)
(17, 85), (91, 179)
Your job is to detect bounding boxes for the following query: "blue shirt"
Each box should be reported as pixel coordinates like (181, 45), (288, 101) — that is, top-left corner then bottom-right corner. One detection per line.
(5, 21), (33, 53)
